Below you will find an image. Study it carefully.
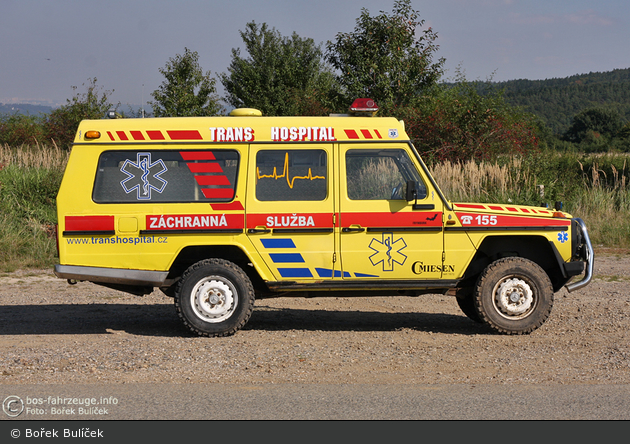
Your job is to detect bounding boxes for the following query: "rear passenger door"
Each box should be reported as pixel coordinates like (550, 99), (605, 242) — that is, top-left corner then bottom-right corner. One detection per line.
(245, 145), (337, 280)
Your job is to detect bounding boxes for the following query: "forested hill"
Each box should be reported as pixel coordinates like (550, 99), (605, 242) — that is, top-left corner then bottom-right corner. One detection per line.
(492, 68), (630, 135)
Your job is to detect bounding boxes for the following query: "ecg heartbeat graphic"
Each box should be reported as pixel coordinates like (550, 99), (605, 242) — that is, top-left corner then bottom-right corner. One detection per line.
(257, 152), (325, 189)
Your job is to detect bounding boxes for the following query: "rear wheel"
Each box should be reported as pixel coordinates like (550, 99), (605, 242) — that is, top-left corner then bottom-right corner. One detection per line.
(175, 258), (255, 337)
(474, 257), (554, 334)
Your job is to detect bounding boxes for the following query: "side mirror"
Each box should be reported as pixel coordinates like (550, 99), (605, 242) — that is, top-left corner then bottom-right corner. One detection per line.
(405, 180), (417, 202)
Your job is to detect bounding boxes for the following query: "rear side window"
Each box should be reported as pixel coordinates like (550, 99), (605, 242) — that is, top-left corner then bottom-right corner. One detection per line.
(93, 149), (239, 203)
(255, 149), (327, 201)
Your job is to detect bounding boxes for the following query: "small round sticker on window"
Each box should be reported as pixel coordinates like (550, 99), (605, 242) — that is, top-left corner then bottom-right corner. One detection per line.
(388, 129), (399, 139)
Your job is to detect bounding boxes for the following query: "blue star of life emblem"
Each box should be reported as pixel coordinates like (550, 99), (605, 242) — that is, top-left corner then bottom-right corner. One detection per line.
(557, 231), (569, 243)
(120, 152), (168, 200)
(368, 232), (407, 272)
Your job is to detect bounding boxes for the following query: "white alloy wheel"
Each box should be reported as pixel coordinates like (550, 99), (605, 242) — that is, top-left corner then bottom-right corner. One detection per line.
(175, 258), (255, 337)
(191, 277), (237, 323)
(493, 277), (534, 319)
(474, 257), (554, 335)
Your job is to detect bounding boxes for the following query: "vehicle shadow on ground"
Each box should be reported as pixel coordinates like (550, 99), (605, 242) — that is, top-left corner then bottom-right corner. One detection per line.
(247, 306), (486, 335)
(0, 303), (487, 337)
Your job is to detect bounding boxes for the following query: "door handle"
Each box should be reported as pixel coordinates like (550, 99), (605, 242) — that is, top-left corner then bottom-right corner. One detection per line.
(248, 226), (271, 234)
(342, 225), (365, 233)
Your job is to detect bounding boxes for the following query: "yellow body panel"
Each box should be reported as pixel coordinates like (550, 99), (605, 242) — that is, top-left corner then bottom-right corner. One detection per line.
(56, 114), (580, 291)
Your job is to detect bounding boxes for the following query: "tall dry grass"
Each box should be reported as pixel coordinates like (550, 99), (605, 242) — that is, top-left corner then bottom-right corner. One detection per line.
(429, 157), (534, 203)
(429, 155), (630, 248)
(571, 161), (630, 248)
(0, 142), (69, 170)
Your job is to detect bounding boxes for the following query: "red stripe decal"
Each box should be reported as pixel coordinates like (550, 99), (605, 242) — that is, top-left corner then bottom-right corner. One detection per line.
(147, 130), (165, 140)
(210, 201), (244, 211)
(456, 204), (486, 210)
(180, 151), (216, 160)
(455, 212), (570, 228)
(361, 129), (373, 139)
(145, 214), (244, 230)
(116, 131), (129, 141)
(340, 212), (442, 228)
(107, 131), (115, 141)
(374, 129), (383, 139)
(168, 130), (203, 140)
(65, 216), (114, 232)
(201, 188), (235, 199)
(194, 176), (231, 186)
(247, 213), (332, 229)
(131, 131), (145, 141)
(344, 129), (360, 139)
(186, 162), (223, 173)
(489, 206), (503, 211)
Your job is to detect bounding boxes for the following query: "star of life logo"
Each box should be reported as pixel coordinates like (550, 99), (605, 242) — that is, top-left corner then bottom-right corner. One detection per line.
(120, 152), (168, 200)
(369, 232), (407, 272)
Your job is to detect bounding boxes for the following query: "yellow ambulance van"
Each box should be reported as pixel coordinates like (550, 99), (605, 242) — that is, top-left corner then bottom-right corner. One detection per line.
(54, 99), (593, 337)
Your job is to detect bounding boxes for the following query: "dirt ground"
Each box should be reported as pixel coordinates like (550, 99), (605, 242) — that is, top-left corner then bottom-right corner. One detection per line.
(1, 251), (629, 385)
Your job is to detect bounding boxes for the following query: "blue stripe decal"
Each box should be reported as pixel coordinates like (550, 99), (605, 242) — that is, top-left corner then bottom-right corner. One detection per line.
(270, 253), (304, 263)
(316, 268), (351, 278)
(354, 272), (379, 277)
(278, 268), (313, 278)
(261, 238), (296, 249)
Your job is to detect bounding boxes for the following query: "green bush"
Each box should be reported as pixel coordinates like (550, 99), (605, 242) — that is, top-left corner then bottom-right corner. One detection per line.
(395, 80), (540, 163)
(44, 77), (115, 149)
(0, 114), (47, 146)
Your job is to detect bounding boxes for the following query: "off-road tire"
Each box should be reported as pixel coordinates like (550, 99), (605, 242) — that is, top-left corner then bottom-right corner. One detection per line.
(175, 258), (255, 337)
(456, 294), (483, 323)
(474, 257), (554, 335)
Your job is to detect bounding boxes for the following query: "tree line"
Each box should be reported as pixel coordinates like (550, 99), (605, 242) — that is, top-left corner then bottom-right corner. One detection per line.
(497, 68), (630, 151)
(2, 0), (628, 161)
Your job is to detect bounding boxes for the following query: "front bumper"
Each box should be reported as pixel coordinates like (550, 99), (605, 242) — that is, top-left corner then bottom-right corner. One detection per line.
(565, 218), (594, 292)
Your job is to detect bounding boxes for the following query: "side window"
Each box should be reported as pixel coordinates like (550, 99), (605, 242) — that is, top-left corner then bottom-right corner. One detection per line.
(93, 149), (239, 203)
(256, 149), (327, 201)
(345, 149), (427, 200)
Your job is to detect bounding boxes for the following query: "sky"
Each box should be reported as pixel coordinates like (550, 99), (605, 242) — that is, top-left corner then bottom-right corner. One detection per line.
(1, 0), (629, 109)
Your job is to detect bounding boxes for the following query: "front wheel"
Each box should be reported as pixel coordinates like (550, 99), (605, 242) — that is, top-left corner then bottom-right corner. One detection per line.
(175, 258), (255, 337)
(474, 257), (554, 334)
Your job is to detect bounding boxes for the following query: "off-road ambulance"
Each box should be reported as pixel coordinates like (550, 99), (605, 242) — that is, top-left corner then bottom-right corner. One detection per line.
(54, 99), (593, 337)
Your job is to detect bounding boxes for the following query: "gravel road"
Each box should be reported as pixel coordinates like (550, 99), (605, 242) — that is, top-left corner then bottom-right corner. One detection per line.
(1, 252), (629, 386)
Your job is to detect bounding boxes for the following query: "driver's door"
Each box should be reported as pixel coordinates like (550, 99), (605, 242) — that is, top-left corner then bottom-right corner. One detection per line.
(337, 144), (446, 280)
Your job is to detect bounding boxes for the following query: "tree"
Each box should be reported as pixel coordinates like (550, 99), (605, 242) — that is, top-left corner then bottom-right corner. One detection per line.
(325, 0), (445, 112)
(220, 21), (342, 116)
(564, 107), (623, 144)
(150, 48), (223, 117)
(44, 77), (115, 149)
(396, 76), (539, 162)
